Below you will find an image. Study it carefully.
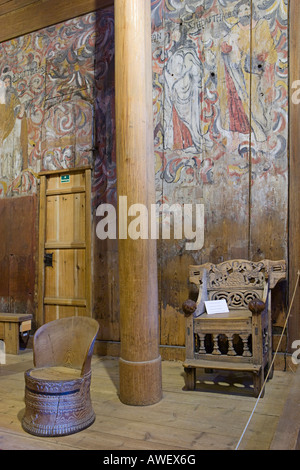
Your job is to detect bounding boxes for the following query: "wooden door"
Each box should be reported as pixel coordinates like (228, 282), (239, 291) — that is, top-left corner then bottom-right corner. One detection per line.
(37, 167), (92, 326)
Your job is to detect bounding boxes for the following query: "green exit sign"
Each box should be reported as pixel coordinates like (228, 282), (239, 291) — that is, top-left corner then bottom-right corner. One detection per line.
(61, 174), (70, 184)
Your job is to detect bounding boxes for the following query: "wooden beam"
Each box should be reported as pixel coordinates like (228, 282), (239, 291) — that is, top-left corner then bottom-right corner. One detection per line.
(37, 175), (46, 328)
(0, 0), (114, 43)
(115, 0), (162, 406)
(288, 0), (300, 350)
(0, 1), (40, 16)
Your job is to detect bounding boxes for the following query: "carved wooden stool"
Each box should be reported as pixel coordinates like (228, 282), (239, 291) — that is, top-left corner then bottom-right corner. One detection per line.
(22, 316), (99, 437)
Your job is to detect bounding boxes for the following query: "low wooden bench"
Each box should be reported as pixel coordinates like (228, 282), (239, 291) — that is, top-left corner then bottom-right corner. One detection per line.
(0, 313), (32, 354)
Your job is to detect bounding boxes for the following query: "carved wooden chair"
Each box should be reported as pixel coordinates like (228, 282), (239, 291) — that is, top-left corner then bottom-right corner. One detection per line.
(182, 259), (286, 397)
(22, 316), (99, 437)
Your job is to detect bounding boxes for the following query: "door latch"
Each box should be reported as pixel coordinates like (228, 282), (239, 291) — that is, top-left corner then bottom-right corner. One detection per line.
(44, 253), (53, 267)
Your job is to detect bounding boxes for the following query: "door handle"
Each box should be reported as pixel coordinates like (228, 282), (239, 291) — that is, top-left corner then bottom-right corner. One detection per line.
(44, 253), (53, 267)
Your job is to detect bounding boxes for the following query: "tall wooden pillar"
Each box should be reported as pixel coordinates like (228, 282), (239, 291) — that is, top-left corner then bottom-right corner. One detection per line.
(115, 0), (162, 405)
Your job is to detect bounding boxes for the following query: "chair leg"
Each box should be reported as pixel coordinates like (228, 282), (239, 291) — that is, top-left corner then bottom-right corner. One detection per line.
(184, 367), (196, 390)
(253, 369), (265, 398)
(266, 363), (274, 381)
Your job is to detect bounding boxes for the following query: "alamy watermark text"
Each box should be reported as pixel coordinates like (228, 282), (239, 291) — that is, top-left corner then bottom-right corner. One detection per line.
(96, 196), (204, 251)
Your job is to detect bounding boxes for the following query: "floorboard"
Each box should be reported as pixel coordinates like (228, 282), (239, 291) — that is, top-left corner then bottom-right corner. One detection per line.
(0, 350), (294, 451)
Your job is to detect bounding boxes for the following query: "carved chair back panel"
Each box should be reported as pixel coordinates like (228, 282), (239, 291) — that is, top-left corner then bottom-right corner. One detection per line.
(190, 260), (270, 310)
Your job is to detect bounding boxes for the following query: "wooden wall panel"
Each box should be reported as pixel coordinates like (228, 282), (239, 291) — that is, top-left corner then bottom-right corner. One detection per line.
(0, 196), (37, 315)
(249, 2), (288, 262)
(0, 1), (292, 357)
(0, 1), (39, 15)
(0, 7), (116, 336)
(0, 201), (9, 311)
(93, 236), (120, 342)
(151, 0), (289, 350)
(289, 0), (300, 349)
(152, 1), (252, 347)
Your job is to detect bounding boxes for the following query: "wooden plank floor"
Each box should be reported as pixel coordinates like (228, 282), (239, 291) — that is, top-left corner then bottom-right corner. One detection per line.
(0, 350), (294, 451)
(271, 363), (300, 450)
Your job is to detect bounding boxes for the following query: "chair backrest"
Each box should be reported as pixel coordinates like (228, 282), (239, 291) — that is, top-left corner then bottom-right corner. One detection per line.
(33, 316), (99, 375)
(189, 259), (286, 314)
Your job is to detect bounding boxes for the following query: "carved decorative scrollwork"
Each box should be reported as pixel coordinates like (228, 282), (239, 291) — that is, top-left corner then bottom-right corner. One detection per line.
(206, 260), (267, 289)
(210, 290), (260, 308)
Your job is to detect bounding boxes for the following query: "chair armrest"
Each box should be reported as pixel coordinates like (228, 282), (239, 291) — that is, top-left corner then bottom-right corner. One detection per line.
(182, 299), (197, 317)
(248, 299), (266, 365)
(248, 299), (266, 316)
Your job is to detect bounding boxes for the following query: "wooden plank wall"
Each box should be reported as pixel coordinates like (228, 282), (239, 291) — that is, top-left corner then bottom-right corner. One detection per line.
(289, 1), (300, 350)
(0, 0), (295, 361)
(0, 196), (37, 316)
(0, 2), (115, 333)
(151, 0), (289, 357)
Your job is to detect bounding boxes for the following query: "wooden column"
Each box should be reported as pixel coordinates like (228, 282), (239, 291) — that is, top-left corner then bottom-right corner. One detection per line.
(115, 0), (162, 405)
(289, 1), (300, 350)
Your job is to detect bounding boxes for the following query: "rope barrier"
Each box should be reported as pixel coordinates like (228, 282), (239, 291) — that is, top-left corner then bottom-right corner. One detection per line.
(235, 270), (300, 451)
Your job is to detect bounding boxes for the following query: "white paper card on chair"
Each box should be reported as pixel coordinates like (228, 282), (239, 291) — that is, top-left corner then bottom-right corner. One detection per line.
(205, 299), (229, 315)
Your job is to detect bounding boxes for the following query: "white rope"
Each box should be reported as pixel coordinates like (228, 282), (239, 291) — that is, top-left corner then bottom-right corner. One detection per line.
(235, 270), (300, 450)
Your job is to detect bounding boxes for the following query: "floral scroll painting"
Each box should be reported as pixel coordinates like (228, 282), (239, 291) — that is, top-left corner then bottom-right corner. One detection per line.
(0, 10), (115, 203)
(0, 1), (289, 261)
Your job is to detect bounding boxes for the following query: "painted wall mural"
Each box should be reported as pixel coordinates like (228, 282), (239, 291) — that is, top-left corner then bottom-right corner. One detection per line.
(0, 2), (288, 258)
(0, 8), (115, 204)
(151, 0), (288, 346)
(0, 2), (288, 344)
(151, 0), (288, 261)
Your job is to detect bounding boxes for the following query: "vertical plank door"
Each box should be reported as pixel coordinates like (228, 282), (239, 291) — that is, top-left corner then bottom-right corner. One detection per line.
(37, 167), (92, 326)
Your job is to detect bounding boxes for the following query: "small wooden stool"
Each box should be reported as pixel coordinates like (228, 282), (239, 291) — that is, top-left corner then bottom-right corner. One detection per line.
(0, 313), (32, 354)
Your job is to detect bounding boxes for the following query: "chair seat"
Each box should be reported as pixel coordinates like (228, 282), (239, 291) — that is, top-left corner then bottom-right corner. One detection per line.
(25, 367), (85, 396)
(183, 358), (261, 373)
(194, 309), (252, 335)
(196, 309), (251, 321)
(29, 366), (82, 381)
